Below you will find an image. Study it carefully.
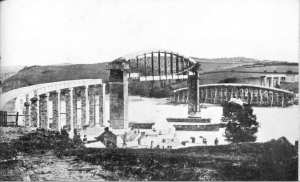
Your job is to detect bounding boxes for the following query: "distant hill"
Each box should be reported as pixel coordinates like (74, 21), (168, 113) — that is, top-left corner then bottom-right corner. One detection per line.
(1, 57), (298, 94)
(0, 65), (24, 83)
(1, 63), (109, 92)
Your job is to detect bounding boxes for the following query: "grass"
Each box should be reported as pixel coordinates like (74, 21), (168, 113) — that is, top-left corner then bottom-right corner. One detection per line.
(0, 129), (297, 181)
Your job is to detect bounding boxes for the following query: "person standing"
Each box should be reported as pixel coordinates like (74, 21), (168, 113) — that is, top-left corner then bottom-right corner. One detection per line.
(214, 137), (219, 145)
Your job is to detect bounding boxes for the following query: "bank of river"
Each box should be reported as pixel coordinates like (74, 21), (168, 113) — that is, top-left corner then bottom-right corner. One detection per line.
(126, 96), (299, 144)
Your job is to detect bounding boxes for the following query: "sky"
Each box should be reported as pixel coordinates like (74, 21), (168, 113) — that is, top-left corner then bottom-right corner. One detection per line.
(0, 0), (299, 67)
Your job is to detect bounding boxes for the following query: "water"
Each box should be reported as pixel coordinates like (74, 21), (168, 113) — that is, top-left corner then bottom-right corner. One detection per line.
(124, 96), (299, 145)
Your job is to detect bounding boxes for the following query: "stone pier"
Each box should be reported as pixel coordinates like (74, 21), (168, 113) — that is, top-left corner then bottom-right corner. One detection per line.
(187, 64), (200, 115)
(109, 68), (129, 129)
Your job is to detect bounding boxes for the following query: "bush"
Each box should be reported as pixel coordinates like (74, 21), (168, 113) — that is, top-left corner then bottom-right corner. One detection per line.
(221, 101), (259, 143)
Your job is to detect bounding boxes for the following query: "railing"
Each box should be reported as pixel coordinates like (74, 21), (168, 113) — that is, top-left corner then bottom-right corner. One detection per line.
(0, 111), (22, 127)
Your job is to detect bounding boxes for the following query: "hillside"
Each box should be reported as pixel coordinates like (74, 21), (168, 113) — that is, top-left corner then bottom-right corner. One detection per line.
(1, 57), (298, 94)
(0, 65), (24, 83)
(1, 63), (109, 92)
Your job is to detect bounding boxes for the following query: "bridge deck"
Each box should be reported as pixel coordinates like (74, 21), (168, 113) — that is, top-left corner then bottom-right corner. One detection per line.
(173, 83), (294, 95)
(0, 79), (103, 109)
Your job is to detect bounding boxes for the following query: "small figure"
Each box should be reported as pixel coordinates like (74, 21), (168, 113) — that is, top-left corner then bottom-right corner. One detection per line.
(83, 134), (87, 144)
(214, 137), (219, 145)
(190, 137), (195, 143)
(73, 129), (82, 145)
(122, 132), (127, 147)
(60, 128), (69, 138)
(150, 140), (154, 149)
(203, 138), (207, 145)
(95, 127), (117, 148)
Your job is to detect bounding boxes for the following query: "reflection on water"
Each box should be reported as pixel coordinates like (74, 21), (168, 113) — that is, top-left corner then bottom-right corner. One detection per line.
(126, 96), (299, 144)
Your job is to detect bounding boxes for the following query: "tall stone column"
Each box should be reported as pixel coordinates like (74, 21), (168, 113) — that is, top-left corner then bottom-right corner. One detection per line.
(98, 83), (105, 126)
(50, 91), (59, 130)
(39, 94), (48, 129)
(214, 88), (218, 104)
(109, 62), (129, 129)
(85, 85), (89, 126)
(30, 96), (38, 127)
(270, 91), (274, 106)
(270, 76), (274, 87)
(65, 88), (73, 131)
(70, 88), (74, 132)
(36, 94), (40, 127)
(24, 94), (30, 127)
(47, 93), (52, 129)
(264, 77), (268, 87)
(89, 87), (96, 126)
(57, 90), (61, 130)
(188, 63), (200, 116)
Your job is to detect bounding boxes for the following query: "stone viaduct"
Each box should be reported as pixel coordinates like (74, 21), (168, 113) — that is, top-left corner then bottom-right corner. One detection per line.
(0, 79), (105, 132)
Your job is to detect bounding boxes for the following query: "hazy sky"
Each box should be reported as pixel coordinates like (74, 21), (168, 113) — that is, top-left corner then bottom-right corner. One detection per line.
(0, 0), (299, 66)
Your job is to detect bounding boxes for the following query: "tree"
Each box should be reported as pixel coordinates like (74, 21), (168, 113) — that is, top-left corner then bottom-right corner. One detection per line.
(221, 101), (259, 143)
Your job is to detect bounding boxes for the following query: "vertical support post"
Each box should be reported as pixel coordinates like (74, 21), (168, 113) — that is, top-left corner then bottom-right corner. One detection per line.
(241, 88), (244, 101)
(188, 64), (200, 116)
(230, 87), (233, 99)
(264, 77), (268, 87)
(39, 94), (47, 129)
(98, 83), (105, 126)
(220, 87), (223, 103)
(170, 53), (173, 78)
(250, 89), (253, 104)
(270, 91), (273, 107)
(281, 93), (285, 107)
(70, 88), (74, 132)
(259, 89), (263, 105)
(176, 55), (179, 73)
(47, 92), (51, 129)
(72, 88), (78, 130)
(57, 90), (61, 130)
(136, 56), (139, 70)
(85, 85), (89, 126)
(164, 51), (167, 77)
(276, 92), (279, 106)
(36, 94), (40, 128)
(151, 52), (154, 79)
(270, 76), (274, 87)
(109, 65), (129, 129)
(214, 88), (218, 104)
(144, 54), (147, 77)
(158, 51), (161, 77)
(24, 94), (30, 127)
(205, 88), (208, 103)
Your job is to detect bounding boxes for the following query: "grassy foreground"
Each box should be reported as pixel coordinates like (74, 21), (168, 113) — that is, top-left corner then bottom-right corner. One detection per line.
(0, 128), (298, 181)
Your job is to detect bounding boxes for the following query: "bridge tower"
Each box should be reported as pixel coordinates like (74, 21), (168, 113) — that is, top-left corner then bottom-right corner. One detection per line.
(108, 60), (129, 129)
(187, 63), (201, 116)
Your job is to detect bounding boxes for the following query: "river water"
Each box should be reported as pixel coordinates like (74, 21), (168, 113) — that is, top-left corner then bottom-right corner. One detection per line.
(123, 96), (299, 145)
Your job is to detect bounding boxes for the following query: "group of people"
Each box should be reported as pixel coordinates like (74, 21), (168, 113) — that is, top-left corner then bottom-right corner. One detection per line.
(198, 136), (219, 145)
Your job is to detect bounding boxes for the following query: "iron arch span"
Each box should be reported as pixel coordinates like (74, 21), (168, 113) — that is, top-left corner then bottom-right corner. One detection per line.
(108, 50), (200, 129)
